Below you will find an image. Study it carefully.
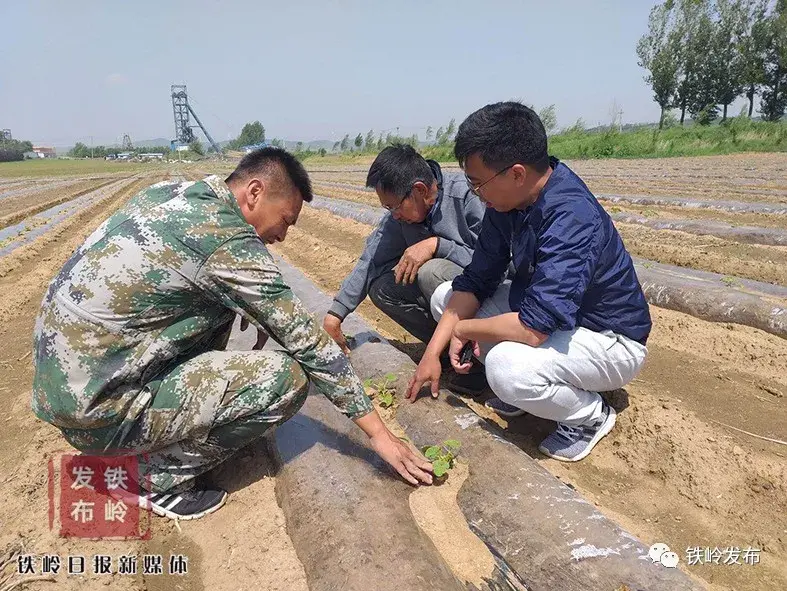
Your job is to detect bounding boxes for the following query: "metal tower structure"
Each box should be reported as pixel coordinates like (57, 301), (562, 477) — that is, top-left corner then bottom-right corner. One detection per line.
(121, 134), (133, 150)
(170, 85), (222, 154)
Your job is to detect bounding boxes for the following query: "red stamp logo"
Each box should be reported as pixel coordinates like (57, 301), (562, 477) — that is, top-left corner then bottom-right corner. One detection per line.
(48, 453), (151, 539)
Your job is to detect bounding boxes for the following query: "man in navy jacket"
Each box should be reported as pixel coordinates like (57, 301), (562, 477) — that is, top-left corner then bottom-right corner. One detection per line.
(408, 102), (651, 462)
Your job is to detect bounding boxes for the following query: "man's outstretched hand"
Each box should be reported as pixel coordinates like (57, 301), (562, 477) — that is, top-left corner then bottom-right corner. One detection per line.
(406, 354), (442, 402)
(354, 410), (433, 485)
(369, 429), (433, 485)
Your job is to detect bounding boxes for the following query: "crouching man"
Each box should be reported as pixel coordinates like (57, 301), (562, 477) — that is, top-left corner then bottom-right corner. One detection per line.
(33, 147), (432, 520)
(323, 144), (484, 350)
(408, 103), (651, 462)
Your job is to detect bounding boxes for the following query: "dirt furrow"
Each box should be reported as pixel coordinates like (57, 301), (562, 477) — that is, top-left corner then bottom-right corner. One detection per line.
(0, 178), (121, 231)
(0, 171), (309, 591)
(273, 204), (787, 591)
(617, 223), (787, 286)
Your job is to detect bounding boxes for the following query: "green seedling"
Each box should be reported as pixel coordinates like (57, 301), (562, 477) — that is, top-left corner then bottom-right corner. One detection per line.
(422, 439), (461, 478)
(720, 275), (741, 288)
(362, 372), (397, 408)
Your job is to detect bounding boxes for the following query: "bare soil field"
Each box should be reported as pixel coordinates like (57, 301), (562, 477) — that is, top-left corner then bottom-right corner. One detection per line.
(0, 155), (785, 591)
(309, 154), (787, 288)
(275, 154), (787, 591)
(0, 166), (311, 591)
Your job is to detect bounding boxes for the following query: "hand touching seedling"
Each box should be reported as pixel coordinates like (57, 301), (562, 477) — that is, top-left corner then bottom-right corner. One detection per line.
(363, 372), (398, 409)
(422, 439), (461, 478)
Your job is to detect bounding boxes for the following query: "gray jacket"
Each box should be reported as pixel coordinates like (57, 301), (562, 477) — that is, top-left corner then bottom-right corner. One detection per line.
(328, 162), (485, 320)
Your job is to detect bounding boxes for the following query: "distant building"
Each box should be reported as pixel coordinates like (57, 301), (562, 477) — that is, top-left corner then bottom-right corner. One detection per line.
(32, 146), (56, 158)
(138, 153), (164, 160)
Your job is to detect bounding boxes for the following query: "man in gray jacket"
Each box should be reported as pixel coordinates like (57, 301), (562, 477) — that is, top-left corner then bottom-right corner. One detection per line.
(323, 144), (485, 352)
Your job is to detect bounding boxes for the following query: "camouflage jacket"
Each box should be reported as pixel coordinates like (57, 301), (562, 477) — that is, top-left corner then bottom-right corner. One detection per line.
(32, 176), (372, 430)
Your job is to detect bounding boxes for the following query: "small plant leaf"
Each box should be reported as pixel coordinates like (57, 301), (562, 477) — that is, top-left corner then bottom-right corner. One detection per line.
(362, 378), (373, 388)
(378, 390), (394, 408)
(443, 439), (461, 451)
(384, 372), (397, 382)
(424, 446), (441, 460)
(433, 458), (450, 477)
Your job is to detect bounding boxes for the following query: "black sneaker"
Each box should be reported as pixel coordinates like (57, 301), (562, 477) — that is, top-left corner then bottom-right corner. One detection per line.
(141, 487), (228, 520)
(447, 370), (489, 397)
(484, 397), (527, 418)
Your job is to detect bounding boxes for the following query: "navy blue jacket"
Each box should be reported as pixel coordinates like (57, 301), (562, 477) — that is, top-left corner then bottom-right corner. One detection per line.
(452, 157), (651, 345)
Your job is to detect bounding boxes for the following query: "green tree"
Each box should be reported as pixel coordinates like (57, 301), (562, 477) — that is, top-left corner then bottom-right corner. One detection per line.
(295, 141), (304, 152)
(189, 140), (205, 156)
(739, 0), (769, 117)
(538, 104), (558, 133)
(354, 133), (363, 149)
(270, 138), (283, 148)
(637, 2), (681, 129)
(425, 126), (434, 142)
(0, 138), (33, 162)
(319, 148), (327, 157)
(376, 133), (385, 151)
(759, 0), (787, 121)
(434, 126), (445, 144)
(444, 118), (457, 143)
(566, 118), (586, 133)
(332, 141), (340, 152)
(712, 0), (748, 120)
(236, 121), (265, 147)
(365, 129), (375, 150)
(674, 0), (713, 124)
(340, 134), (350, 152)
(68, 142), (89, 158)
(685, 3), (719, 124)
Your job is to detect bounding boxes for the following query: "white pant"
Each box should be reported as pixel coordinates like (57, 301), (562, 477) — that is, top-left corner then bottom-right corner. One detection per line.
(431, 281), (648, 426)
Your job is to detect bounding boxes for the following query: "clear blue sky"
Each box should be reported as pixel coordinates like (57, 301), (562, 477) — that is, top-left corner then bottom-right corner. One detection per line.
(3, 1), (671, 147)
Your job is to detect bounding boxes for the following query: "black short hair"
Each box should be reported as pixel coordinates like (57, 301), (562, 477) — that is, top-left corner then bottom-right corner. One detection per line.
(365, 144), (435, 198)
(226, 147), (313, 202)
(454, 102), (550, 173)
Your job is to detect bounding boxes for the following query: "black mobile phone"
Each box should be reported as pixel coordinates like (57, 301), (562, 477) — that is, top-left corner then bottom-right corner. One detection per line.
(459, 341), (474, 365)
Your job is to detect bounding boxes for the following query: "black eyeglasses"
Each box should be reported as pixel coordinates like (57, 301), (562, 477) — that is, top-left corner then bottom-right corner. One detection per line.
(382, 187), (413, 212)
(465, 164), (515, 196)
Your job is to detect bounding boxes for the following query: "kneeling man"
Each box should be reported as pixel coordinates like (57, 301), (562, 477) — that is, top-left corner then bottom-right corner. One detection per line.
(33, 148), (432, 521)
(323, 144), (484, 350)
(408, 102), (651, 462)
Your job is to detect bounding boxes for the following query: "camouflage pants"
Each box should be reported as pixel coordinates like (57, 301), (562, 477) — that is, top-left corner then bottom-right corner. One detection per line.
(63, 348), (309, 493)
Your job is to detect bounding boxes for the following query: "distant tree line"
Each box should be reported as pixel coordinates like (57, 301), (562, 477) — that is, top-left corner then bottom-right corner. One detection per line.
(637, 0), (787, 128)
(225, 121), (266, 150)
(67, 143), (173, 159)
(0, 138), (33, 162)
(324, 118), (461, 155)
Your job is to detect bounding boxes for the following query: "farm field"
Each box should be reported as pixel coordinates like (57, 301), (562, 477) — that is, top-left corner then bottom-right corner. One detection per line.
(288, 152), (787, 591)
(0, 154), (784, 591)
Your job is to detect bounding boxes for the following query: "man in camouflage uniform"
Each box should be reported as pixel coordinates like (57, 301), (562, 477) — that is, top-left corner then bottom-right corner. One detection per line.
(32, 148), (432, 520)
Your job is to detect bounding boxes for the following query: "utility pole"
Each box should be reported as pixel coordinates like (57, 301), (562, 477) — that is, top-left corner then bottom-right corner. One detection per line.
(90, 136), (94, 159)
